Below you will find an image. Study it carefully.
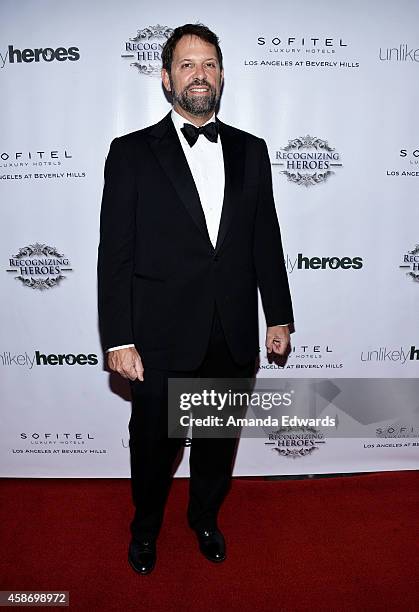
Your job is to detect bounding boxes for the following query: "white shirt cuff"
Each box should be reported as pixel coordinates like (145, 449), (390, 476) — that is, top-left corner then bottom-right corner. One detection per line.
(107, 344), (135, 352)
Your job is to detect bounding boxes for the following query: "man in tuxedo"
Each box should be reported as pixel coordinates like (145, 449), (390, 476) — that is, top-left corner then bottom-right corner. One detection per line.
(97, 23), (293, 574)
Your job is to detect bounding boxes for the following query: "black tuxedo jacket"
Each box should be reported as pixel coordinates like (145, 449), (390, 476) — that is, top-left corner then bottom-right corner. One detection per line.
(97, 112), (293, 370)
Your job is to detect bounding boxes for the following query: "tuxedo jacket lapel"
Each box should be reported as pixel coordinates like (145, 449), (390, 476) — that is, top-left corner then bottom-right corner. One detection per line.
(148, 113), (212, 246)
(147, 113), (245, 254)
(215, 119), (245, 253)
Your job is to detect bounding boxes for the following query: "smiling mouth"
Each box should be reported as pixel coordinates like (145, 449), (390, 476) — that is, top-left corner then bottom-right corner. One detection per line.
(188, 87), (210, 93)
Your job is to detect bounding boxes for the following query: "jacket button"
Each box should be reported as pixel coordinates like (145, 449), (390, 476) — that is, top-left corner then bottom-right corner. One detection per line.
(214, 255), (219, 262)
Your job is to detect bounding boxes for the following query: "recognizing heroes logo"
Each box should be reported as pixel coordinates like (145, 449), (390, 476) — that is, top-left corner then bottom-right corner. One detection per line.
(273, 136), (343, 186)
(121, 25), (173, 76)
(7, 243), (72, 290)
(265, 426), (326, 458)
(400, 244), (419, 282)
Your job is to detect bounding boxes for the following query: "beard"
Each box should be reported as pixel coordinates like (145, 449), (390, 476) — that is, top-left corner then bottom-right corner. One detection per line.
(170, 77), (220, 116)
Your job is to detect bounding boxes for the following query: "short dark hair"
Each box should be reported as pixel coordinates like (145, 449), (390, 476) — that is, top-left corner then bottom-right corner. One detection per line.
(162, 23), (223, 73)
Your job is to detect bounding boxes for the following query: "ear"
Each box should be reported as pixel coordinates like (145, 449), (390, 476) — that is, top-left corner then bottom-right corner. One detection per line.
(220, 68), (224, 87)
(161, 68), (171, 92)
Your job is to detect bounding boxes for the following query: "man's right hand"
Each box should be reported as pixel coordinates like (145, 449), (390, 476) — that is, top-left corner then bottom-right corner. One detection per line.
(107, 347), (144, 381)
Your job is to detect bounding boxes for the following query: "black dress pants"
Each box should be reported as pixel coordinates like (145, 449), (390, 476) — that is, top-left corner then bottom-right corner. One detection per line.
(128, 306), (256, 541)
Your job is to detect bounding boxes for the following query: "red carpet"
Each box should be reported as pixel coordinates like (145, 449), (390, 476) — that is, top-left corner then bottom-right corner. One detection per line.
(0, 472), (418, 611)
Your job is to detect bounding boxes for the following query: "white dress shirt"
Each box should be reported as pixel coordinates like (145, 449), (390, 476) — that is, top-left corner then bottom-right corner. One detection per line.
(171, 108), (225, 248)
(107, 109), (286, 352)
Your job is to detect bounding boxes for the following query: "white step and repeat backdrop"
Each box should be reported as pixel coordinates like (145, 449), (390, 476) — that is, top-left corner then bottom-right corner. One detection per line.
(1, 0), (418, 477)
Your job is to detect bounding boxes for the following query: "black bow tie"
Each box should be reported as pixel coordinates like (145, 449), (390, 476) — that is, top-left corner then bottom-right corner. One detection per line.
(181, 121), (218, 147)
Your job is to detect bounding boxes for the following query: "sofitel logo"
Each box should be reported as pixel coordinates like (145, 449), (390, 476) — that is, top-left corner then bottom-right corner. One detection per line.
(386, 148), (419, 178)
(20, 432), (94, 441)
(273, 136), (342, 186)
(244, 35), (358, 70)
(121, 24), (173, 76)
(1, 150), (72, 168)
(400, 244), (419, 282)
(7, 243), (72, 290)
(376, 423), (419, 438)
(257, 36), (348, 53)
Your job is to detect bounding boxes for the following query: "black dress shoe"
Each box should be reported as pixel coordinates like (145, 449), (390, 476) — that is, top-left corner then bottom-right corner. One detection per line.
(128, 538), (156, 575)
(195, 528), (226, 563)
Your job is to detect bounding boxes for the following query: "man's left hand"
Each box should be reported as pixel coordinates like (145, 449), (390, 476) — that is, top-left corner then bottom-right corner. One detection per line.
(266, 325), (290, 356)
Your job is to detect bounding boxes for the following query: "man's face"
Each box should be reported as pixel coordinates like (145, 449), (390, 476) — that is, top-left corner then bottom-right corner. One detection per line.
(162, 35), (223, 118)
